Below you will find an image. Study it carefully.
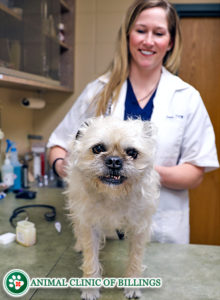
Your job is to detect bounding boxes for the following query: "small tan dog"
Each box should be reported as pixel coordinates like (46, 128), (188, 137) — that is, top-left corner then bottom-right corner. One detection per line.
(65, 116), (160, 300)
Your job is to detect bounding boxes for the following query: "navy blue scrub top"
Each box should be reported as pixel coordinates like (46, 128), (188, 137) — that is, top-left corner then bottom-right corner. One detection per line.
(124, 78), (156, 121)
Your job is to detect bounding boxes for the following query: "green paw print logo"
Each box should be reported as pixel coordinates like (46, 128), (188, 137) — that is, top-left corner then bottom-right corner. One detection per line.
(3, 269), (30, 297)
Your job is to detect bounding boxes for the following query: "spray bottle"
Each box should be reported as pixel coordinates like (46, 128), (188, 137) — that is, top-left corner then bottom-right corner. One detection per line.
(10, 141), (22, 190)
(1, 140), (14, 187)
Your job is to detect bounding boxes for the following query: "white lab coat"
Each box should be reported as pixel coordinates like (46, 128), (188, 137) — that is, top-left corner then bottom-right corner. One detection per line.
(48, 67), (219, 244)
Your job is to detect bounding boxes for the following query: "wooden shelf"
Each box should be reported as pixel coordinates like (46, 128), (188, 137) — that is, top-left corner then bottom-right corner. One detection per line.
(60, 41), (70, 52)
(45, 33), (70, 52)
(0, 72), (72, 92)
(0, 3), (22, 21)
(60, 0), (70, 13)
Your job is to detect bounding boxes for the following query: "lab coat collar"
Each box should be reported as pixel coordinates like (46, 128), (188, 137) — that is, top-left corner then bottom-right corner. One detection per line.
(151, 67), (191, 122)
(98, 67), (190, 91)
(97, 67), (190, 119)
(160, 66), (190, 91)
(98, 72), (110, 84)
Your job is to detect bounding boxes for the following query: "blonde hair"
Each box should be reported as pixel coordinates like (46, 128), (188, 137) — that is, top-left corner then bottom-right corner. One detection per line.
(95, 0), (182, 116)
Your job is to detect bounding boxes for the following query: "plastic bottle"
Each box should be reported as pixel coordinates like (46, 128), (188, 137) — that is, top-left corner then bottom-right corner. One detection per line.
(22, 162), (29, 188)
(10, 142), (22, 190)
(1, 153), (14, 187)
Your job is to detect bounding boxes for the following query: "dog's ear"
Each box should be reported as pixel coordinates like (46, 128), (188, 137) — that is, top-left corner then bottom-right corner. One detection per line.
(75, 120), (91, 140)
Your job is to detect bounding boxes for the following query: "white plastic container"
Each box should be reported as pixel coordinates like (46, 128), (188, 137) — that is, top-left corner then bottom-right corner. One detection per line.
(16, 220), (36, 247)
(1, 154), (14, 187)
(0, 232), (16, 245)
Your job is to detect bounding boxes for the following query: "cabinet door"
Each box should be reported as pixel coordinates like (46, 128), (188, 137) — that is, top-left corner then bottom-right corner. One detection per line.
(22, 0), (60, 79)
(0, 0), (74, 91)
(179, 17), (220, 245)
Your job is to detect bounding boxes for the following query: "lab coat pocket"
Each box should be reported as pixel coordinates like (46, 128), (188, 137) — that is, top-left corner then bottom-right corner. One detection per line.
(155, 116), (185, 166)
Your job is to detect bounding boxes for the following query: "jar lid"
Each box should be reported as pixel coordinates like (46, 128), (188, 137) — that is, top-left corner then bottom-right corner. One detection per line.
(17, 220), (35, 228)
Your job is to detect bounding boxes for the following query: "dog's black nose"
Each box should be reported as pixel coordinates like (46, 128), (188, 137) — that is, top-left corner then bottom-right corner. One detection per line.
(105, 156), (123, 170)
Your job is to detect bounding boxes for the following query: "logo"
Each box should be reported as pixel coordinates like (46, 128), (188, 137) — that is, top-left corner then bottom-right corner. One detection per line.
(3, 269), (30, 297)
(2, 270), (162, 297)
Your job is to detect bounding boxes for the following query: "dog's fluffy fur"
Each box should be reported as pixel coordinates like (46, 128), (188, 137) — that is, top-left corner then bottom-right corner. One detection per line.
(65, 116), (160, 300)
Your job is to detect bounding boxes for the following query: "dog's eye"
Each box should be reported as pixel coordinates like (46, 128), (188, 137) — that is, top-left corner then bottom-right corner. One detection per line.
(92, 144), (106, 154)
(126, 148), (139, 159)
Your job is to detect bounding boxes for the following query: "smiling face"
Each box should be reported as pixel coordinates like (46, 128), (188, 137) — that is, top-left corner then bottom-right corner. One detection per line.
(129, 7), (172, 73)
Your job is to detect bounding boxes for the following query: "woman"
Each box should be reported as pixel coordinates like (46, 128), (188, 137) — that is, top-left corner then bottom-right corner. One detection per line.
(47, 0), (219, 243)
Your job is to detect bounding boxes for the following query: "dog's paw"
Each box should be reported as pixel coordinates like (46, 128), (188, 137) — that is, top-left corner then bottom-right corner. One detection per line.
(81, 288), (100, 300)
(124, 288), (142, 299)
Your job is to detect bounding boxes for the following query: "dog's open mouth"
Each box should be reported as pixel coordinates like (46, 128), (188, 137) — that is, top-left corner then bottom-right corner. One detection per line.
(99, 174), (127, 185)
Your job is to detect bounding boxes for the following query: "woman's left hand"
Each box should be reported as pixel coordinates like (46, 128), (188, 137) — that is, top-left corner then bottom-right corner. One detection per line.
(155, 163), (204, 190)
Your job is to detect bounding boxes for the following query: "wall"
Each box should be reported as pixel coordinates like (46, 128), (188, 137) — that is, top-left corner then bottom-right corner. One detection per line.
(0, 0), (219, 156)
(0, 87), (33, 154)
